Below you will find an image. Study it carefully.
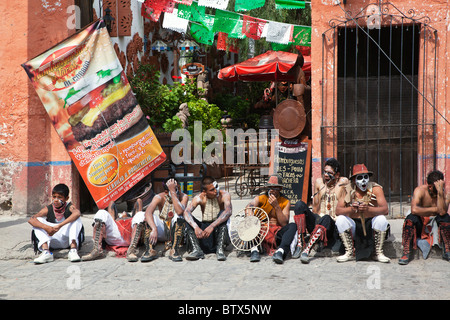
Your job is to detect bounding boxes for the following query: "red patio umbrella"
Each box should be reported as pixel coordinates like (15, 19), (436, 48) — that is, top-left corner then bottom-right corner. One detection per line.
(218, 50), (308, 82)
(302, 54), (311, 82)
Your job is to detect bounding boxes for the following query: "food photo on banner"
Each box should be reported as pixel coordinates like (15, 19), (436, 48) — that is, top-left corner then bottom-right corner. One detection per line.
(22, 19), (166, 209)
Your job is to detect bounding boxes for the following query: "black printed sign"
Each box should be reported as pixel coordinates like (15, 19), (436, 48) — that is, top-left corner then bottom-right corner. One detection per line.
(271, 140), (311, 205)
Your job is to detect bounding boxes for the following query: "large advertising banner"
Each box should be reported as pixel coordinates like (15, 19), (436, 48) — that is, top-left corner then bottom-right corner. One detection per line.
(22, 20), (166, 209)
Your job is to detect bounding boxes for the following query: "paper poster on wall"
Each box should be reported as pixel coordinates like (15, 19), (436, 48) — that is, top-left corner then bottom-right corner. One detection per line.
(22, 20), (166, 209)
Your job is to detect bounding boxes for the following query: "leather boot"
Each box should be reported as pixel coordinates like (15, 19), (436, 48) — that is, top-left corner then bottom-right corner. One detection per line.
(439, 222), (450, 262)
(169, 219), (185, 262)
(185, 227), (204, 261)
(398, 219), (416, 265)
(336, 229), (355, 262)
(82, 219), (106, 261)
(373, 229), (390, 263)
(141, 223), (158, 262)
(215, 224), (227, 261)
(300, 225), (326, 264)
(126, 222), (144, 262)
(292, 214), (306, 259)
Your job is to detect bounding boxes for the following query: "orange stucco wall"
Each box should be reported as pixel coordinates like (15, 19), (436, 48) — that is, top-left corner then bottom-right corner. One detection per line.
(310, 0), (449, 187)
(0, 1), (79, 215)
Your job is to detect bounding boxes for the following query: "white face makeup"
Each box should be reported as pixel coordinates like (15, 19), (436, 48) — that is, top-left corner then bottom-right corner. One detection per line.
(355, 174), (370, 192)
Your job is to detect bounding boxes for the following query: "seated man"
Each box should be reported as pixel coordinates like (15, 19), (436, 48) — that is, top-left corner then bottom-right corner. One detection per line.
(183, 176), (232, 261)
(245, 174), (296, 264)
(335, 164), (390, 263)
(29, 183), (84, 264)
(398, 170), (450, 265)
(82, 199), (145, 262)
(293, 158), (348, 263)
(142, 177), (189, 262)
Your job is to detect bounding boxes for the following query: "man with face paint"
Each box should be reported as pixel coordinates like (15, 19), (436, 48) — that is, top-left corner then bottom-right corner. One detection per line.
(183, 176), (232, 261)
(29, 184), (84, 264)
(245, 174), (296, 264)
(399, 170), (450, 264)
(335, 164), (390, 262)
(293, 158), (348, 263)
(142, 177), (189, 262)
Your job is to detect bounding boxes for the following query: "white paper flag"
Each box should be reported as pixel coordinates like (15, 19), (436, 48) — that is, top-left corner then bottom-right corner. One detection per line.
(198, 0), (230, 10)
(266, 21), (293, 44)
(162, 8), (189, 34)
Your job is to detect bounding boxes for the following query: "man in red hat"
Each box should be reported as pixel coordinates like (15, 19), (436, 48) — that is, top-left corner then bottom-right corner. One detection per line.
(335, 164), (390, 262)
(244, 174), (296, 264)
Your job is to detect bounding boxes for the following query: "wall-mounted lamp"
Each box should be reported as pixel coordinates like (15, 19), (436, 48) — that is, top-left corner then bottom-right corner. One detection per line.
(151, 40), (171, 52)
(178, 40), (200, 52)
(104, 8), (115, 33)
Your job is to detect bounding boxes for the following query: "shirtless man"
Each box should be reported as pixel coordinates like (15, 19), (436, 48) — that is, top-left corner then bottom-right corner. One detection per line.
(183, 176), (232, 261)
(142, 177), (189, 262)
(398, 170), (450, 264)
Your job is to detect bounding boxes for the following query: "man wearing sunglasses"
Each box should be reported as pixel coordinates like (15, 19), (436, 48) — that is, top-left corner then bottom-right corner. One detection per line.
(293, 158), (348, 263)
(335, 164), (390, 263)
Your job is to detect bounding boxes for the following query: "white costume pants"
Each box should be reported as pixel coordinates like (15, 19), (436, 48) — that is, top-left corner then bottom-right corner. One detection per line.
(335, 215), (389, 234)
(33, 217), (83, 251)
(151, 213), (180, 243)
(93, 210), (145, 247)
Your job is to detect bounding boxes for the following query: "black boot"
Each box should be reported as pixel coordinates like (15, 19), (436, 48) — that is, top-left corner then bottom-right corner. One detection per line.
(398, 219), (416, 265)
(141, 223), (158, 262)
(186, 227), (205, 261)
(169, 219), (185, 262)
(215, 224), (227, 261)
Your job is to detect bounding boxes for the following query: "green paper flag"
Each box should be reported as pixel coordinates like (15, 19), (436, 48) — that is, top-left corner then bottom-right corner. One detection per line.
(271, 42), (293, 51)
(275, 0), (306, 10)
(190, 23), (214, 45)
(292, 25), (311, 47)
(235, 0), (265, 12)
(213, 10), (240, 34)
(228, 19), (246, 39)
(177, 2), (206, 23)
(196, 13), (215, 30)
(177, 4), (192, 20)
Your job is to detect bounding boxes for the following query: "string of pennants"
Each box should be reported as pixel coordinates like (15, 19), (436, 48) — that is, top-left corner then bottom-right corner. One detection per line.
(139, 0), (311, 52)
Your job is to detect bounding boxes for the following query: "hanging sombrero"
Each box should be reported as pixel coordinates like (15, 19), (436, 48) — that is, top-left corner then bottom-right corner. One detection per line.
(229, 207), (269, 251)
(273, 99), (306, 139)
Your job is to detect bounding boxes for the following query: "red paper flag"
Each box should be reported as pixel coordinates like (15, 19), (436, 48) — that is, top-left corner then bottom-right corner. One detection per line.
(242, 15), (267, 40)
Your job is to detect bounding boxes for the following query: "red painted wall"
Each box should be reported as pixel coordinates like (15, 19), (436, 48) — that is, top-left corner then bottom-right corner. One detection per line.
(310, 0), (449, 188)
(0, 1), (79, 215)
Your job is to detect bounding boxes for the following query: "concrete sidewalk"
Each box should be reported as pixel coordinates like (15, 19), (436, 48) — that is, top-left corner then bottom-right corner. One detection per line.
(1, 197), (449, 301)
(0, 198), (439, 261)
